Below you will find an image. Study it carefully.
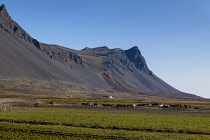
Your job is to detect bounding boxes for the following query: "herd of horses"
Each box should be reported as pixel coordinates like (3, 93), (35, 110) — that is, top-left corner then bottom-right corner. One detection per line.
(80, 103), (195, 109)
(44, 102), (198, 109)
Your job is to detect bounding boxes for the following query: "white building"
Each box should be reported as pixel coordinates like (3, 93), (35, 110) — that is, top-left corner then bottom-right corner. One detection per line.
(103, 96), (113, 98)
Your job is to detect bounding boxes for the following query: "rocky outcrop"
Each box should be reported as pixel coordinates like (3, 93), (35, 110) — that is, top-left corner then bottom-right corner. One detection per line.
(125, 46), (153, 76)
(77, 46), (180, 94)
(40, 44), (83, 65)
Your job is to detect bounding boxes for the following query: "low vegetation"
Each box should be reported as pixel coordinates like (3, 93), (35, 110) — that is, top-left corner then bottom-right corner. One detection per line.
(0, 105), (210, 139)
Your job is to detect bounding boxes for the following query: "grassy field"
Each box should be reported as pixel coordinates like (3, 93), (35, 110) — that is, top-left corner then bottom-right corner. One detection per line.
(0, 105), (210, 139)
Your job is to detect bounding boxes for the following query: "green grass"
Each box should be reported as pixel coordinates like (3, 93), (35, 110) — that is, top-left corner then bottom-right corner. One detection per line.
(0, 106), (210, 139)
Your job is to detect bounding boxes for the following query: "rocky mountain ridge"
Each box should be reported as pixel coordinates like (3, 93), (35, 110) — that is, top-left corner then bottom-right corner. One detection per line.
(0, 4), (83, 65)
(0, 4), (34, 43)
(0, 4), (202, 99)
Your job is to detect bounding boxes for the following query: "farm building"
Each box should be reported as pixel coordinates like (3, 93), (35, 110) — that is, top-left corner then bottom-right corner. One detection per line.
(103, 96), (113, 98)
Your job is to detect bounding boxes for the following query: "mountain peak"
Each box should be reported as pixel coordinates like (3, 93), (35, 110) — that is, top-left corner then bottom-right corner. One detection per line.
(95, 46), (109, 49)
(0, 4), (6, 11)
(128, 46), (140, 50)
(0, 4), (9, 17)
(0, 4), (8, 17)
(0, 4), (12, 25)
(125, 46), (153, 76)
(130, 46), (139, 49)
(126, 46), (142, 57)
(0, 4), (34, 43)
(82, 47), (91, 50)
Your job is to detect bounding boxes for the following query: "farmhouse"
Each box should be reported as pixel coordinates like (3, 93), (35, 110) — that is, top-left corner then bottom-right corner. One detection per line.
(103, 96), (113, 98)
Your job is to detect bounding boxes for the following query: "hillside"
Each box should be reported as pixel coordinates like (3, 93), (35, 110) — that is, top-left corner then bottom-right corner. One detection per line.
(0, 4), (202, 100)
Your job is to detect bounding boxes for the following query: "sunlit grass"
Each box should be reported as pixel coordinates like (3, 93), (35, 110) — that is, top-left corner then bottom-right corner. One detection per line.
(0, 106), (210, 139)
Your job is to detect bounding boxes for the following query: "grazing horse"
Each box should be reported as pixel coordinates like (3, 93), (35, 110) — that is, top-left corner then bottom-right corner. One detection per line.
(152, 103), (159, 106)
(49, 102), (53, 105)
(126, 104), (134, 108)
(102, 104), (112, 107)
(170, 104), (181, 108)
(161, 105), (169, 108)
(115, 104), (127, 108)
(137, 103), (149, 107)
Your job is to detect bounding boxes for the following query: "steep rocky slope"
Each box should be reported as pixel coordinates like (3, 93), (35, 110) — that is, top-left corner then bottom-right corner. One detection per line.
(0, 4), (202, 99)
(0, 4), (110, 89)
(75, 46), (180, 94)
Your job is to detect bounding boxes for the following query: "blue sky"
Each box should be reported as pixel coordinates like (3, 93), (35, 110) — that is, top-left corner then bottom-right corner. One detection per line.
(1, 0), (210, 98)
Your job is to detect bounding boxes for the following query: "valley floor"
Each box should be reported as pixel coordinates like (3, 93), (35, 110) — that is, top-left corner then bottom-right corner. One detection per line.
(0, 105), (210, 139)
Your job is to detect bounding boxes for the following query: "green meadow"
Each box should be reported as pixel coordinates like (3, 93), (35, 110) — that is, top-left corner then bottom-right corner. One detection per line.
(0, 105), (210, 139)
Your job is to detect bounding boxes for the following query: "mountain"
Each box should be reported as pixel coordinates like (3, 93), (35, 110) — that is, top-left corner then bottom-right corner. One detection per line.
(0, 4), (202, 99)
(0, 4), (110, 90)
